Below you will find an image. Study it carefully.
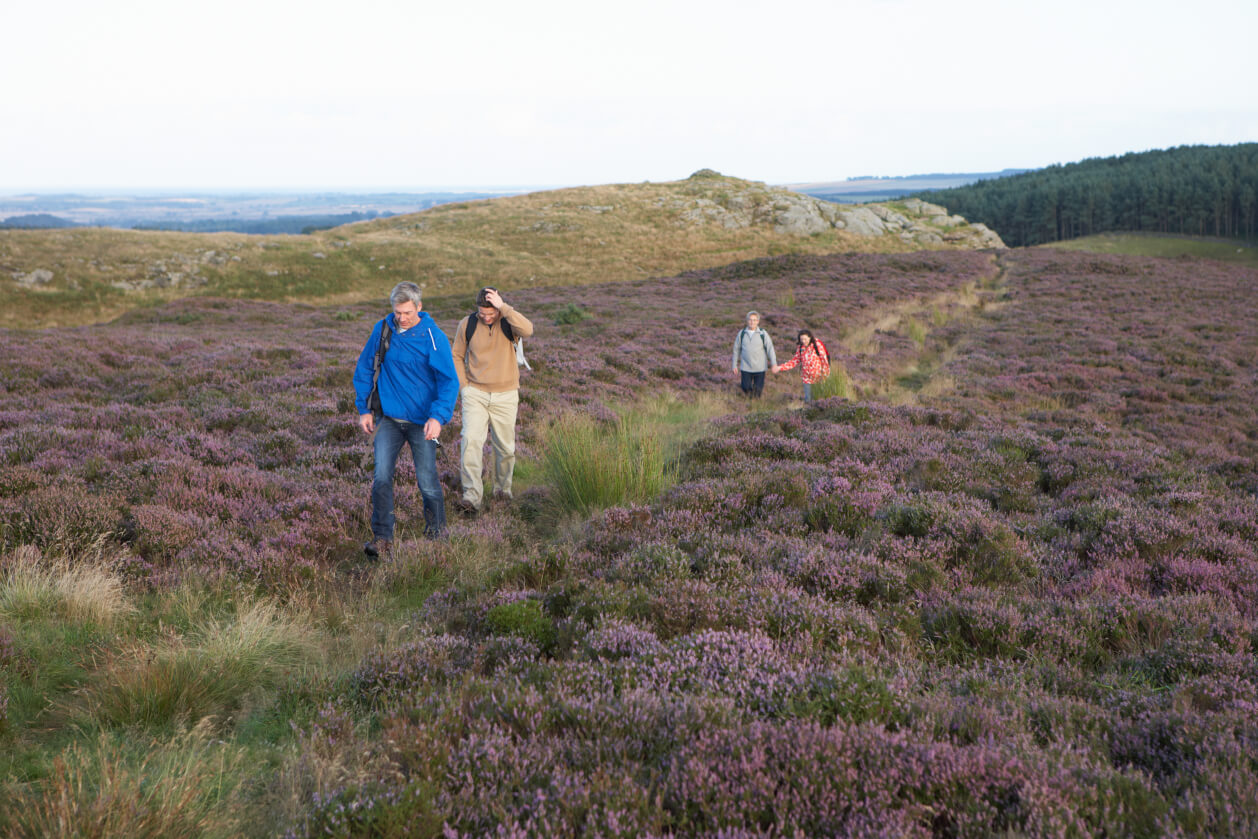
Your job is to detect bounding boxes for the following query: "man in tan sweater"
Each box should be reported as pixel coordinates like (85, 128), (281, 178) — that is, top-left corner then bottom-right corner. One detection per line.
(451, 287), (534, 513)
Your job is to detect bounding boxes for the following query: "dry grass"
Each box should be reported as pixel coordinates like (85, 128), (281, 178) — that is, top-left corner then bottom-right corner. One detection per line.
(1, 725), (246, 839)
(0, 547), (133, 628)
(904, 316), (927, 346)
(69, 599), (320, 730)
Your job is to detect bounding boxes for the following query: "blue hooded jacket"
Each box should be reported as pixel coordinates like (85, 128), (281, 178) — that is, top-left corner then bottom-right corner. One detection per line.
(354, 311), (459, 425)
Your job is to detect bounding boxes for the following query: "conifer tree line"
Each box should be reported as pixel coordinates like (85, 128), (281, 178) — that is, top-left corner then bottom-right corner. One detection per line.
(914, 144), (1258, 247)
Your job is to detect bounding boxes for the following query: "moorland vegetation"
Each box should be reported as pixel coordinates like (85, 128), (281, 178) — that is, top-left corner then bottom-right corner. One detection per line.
(2, 238), (1258, 835)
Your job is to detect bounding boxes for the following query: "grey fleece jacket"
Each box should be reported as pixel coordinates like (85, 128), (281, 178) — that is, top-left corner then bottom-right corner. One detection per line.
(733, 328), (777, 372)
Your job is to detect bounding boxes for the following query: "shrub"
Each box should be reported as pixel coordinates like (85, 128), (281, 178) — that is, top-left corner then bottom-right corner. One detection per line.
(485, 599), (557, 652)
(296, 782), (442, 839)
(552, 303), (591, 325)
(804, 498), (873, 537)
(963, 527), (1037, 586)
(884, 503), (936, 538)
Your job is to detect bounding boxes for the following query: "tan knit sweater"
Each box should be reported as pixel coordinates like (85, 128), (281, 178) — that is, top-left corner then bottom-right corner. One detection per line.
(451, 304), (534, 392)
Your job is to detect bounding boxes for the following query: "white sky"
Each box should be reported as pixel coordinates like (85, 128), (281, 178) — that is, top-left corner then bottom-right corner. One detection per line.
(3, 0), (1255, 190)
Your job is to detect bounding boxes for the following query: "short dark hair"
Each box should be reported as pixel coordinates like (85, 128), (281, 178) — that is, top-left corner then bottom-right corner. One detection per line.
(476, 287), (496, 307)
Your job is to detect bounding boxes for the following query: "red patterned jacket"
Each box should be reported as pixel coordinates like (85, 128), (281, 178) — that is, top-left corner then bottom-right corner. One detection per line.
(778, 340), (831, 384)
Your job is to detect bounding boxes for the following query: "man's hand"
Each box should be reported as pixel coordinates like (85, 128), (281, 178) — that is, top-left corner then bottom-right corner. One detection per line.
(732, 365), (739, 374)
(424, 418), (442, 440)
(359, 413), (375, 434)
(484, 288), (504, 309)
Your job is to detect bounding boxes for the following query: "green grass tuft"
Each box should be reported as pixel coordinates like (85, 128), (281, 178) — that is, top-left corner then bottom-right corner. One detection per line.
(542, 413), (673, 516)
(811, 363), (855, 401)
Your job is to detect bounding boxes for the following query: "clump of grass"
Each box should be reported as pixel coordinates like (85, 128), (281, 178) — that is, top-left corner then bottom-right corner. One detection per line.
(73, 599), (318, 730)
(542, 413), (672, 515)
(904, 316), (927, 346)
(812, 363), (855, 400)
(0, 726), (246, 839)
(0, 547), (133, 628)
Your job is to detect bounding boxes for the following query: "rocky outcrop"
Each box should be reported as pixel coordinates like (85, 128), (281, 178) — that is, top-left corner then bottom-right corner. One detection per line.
(13, 268), (54, 287)
(109, 253), (214, 291)
(667, 172), (1006, 249)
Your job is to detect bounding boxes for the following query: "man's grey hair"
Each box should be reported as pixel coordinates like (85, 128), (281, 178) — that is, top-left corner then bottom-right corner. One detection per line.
(389, 282), (423, 308)
(746, 310), (761, 322)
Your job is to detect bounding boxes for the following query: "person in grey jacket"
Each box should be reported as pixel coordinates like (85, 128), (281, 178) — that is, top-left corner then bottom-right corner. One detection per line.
(731, 310), (777, 399)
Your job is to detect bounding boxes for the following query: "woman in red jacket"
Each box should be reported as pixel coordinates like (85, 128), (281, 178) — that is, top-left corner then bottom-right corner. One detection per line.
(773, 329), (830, 402)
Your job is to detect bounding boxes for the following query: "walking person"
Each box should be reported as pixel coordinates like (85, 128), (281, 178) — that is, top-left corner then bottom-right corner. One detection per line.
(732, 311), (776, 399)
(353, 282), (460, 558)
(773, 329), (831, 402)
(452, 286), (534, 514)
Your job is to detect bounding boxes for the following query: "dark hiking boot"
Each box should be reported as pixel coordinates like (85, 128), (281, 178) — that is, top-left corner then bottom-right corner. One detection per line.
(453, 497), (481, 518)
(363, 538), (392, 559)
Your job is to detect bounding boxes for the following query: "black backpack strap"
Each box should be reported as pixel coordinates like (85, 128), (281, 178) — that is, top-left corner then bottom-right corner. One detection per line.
(368, 317), (391, 419)
(465, 312), (514, 343)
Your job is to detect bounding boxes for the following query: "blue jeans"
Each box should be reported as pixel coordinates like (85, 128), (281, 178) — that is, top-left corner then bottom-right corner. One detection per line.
(740, 370), (765, 398)
(371, 417), (445, 540)
(803, 382), (813, 402)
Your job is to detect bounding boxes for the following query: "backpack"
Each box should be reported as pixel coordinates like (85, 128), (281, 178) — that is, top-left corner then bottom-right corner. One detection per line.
(736, 328), (770, 360)
(465, 313), (531, 370)
(367, 317), (392, 419)
(814, 337), (830, 364)
(814, 338), (831, 377)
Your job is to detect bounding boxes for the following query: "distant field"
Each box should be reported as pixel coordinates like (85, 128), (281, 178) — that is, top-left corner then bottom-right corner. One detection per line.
(1043, 232), (1258, 266)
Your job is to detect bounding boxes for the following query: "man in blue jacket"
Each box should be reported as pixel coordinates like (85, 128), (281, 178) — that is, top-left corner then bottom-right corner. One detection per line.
(354, 282), (460, 557)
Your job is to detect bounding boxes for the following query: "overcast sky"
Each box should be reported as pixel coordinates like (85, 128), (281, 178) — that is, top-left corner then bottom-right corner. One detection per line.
(4, 0), (1255, 190)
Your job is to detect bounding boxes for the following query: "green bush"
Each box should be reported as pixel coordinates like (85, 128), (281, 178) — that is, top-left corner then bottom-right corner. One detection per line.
(786, 667), (905, 727)
(804, 498), (873, 537)
(883, 503), (935, 538)
(963, 527), (1037, 586)
(485, 600), (556, 652)
(553, 303), (591, 325)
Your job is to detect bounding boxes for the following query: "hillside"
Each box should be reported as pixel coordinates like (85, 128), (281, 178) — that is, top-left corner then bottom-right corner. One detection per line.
(0, 171), (1002, 329)
(3, 248), (1257, 834)
(914, 143), (1258, 247)
(1044, 231), (1258, 268)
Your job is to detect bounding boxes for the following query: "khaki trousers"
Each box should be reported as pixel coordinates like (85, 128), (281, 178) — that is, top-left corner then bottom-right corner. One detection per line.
(459, 385), (519, 508)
